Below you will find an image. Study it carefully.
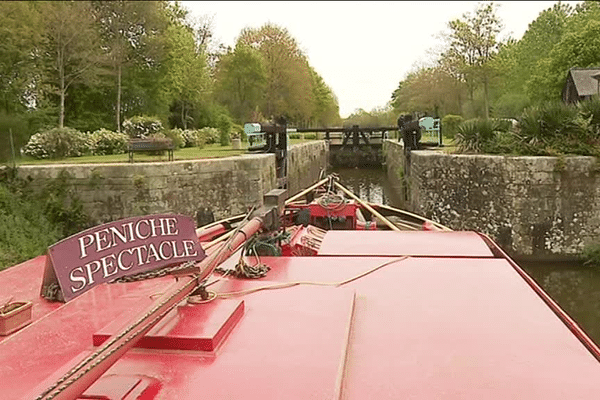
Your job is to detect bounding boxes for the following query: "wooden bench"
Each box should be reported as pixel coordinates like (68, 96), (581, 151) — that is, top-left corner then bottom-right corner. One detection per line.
(127, 138), (174, 162)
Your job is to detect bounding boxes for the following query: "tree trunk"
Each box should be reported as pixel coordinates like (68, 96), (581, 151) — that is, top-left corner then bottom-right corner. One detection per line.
(59, 65), (65, 128)
(116, 63), (121, 132)
(483, 75), (489, 120)
(182, 101), (187, 130)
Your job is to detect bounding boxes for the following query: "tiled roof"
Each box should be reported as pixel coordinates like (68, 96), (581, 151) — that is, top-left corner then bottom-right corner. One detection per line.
(570, 68), (600, 96)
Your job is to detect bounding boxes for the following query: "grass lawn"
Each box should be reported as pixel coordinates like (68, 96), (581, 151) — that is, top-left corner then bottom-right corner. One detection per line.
(15, 138), (318, 165)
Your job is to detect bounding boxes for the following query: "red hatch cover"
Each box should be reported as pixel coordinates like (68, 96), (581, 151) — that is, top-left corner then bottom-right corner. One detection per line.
(94, 299), (244, 351)
(79, 375), (161, 400)
(318, 230), (495, 257)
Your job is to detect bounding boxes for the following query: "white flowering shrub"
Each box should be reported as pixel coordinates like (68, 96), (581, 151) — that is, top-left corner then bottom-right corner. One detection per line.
(22, 132), (50, 159)
(182, 129), (196, 147)
(165, 128), (185, 148)
(91, 129), (128, 155)
(198, 127), (219, 145)
(179, 129), (204, 148)
(23, 127), (94, 159)
(122, 116), (163, 139)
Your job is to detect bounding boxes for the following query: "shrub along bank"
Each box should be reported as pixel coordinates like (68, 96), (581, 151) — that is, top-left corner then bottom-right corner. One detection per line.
(20, 115), (234, 161)
(453, 98), (600, 157)
(0, 168), (90, 270)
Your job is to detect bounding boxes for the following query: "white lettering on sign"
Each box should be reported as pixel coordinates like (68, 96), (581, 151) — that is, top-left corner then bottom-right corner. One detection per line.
(45, 214), (206, 301)
(68, 238), (199, 294)
(77, 217), (180, 258)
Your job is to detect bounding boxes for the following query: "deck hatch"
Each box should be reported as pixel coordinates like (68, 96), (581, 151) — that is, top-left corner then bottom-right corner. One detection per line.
(93, 299), (244, 351)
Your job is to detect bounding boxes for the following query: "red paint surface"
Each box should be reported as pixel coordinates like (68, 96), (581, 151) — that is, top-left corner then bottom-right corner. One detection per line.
(93, 300), (245, 351)
(2, 230), (600, 399)
(0, 255), (60, 343)
(319, 230), (495, 257)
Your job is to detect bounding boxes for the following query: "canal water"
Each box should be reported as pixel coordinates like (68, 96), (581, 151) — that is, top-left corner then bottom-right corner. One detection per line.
(333, 167), (600, 346)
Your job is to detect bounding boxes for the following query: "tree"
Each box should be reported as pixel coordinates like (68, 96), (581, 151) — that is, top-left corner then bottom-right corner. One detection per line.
(526, 2), (600, 103)
(310, 68), (341, 127)
(161, 17), (210, 129)
(93, 1), (168, 131)
(40, 1), (102, 128)
(392, 67), (464, 117)
(0, 2), (42, 114)
(442, 2), (502, 119)
(490, 3), (571, 111)
(237, 24), (315, 125)
(214, 44), (267, 124)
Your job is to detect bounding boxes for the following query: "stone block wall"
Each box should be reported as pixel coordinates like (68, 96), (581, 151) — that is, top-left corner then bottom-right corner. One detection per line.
(384, 139), (600, 258)
(13, 141), (328, 226)
(383, 140), (408, 203)
(287, 140), (329, 197)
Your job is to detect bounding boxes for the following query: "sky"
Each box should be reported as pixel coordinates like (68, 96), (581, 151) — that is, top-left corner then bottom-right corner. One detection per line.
(181, 1), (580, 118)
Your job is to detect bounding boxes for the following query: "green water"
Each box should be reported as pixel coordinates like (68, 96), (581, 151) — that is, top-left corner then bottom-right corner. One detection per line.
(520, 261), (600, 345)
(333, 167), (600, 346)
(331, 166), (403, 208)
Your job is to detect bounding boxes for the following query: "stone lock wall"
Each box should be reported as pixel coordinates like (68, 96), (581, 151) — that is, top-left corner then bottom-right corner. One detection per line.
(286, 140), (329, 197)
(14, 141), (328, 226)
(384, 139), (600, 258)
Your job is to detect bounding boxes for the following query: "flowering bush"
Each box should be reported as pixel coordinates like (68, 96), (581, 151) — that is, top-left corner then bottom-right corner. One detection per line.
(165, 128), (185, 148)
(122, 116), (163, 139)
(198, 127), (219, 145)
(179, 130), (206, 148)
(91, 129), (128, 155)
(23, 128), (94, 159)
(182, 129), (197, 147)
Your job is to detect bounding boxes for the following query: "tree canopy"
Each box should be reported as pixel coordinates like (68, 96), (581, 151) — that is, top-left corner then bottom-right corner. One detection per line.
(392, 1), (600, 121)
(0, 1), (341, 161)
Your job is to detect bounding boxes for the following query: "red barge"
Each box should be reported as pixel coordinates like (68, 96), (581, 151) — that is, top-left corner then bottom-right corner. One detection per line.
(1, 175), (599, 399)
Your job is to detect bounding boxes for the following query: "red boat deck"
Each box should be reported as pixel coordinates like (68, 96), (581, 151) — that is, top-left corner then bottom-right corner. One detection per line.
(1, 230), (600, 399)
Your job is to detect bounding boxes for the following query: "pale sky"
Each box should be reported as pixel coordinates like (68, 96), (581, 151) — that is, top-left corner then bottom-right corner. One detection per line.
(181, 1), (580, 118)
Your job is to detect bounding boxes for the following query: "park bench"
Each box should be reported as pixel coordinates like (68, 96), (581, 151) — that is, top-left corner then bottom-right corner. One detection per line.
(127, 138), (174, 163)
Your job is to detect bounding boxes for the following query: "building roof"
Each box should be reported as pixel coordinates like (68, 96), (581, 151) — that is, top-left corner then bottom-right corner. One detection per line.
(569, 68), (600, 97)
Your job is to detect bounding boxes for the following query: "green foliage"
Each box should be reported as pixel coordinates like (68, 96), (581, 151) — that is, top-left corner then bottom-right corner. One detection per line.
(0, 183), (61, 270)
(517, 102), (591, 155)
(122, 116), (164, 139)
(181, 129), (204, 148)
(0, 171), (90, 270)
(90, 129), (128, 155)
(161, 15), (210, 130)
(344, 106), (396, 127)
(441, 114), (463, 139)
(0, 2), (43, 115)
(454, 100), (600, 156)
(164, 128), (185, 148)
(214, 44), (267, 124)
(455, 119), (507, 153)
(581, 242), (600, 269)
(0, 3), (341, 142)
(40, 1), (103, 128)
(231, 123), (246, 141)
(23, 127), (94, 159)
(578, 96), (600, 133)
(493, 93), (530, 118)
(527, 6), (600, 104)
(0, 112), (29, 163)
(198, 127), (219, 145)
(217, 114), (232, 146)
(237, 23), (329, 126)
(495, 4), (571, 105)
(392, 67), (465, 117)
